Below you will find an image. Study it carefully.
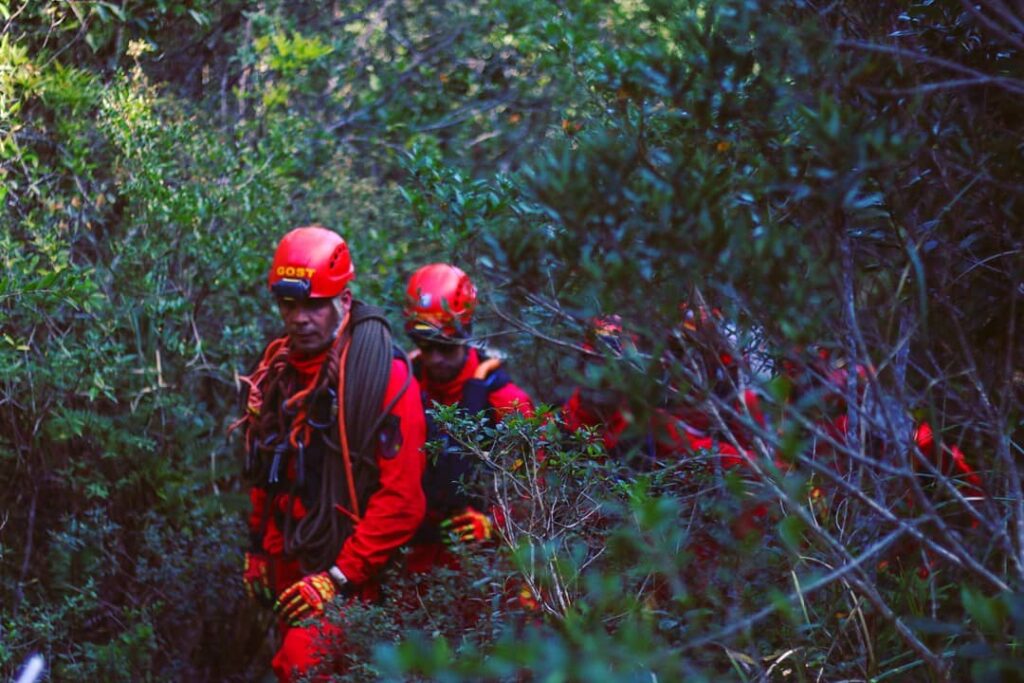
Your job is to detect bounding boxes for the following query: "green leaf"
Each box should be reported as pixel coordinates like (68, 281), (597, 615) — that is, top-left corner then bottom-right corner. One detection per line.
(778, 515), (805, 554)
(962, 586), (1007, 636)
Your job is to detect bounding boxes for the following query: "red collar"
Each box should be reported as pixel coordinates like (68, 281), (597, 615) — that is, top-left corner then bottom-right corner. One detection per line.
(287, 347), (328, 382)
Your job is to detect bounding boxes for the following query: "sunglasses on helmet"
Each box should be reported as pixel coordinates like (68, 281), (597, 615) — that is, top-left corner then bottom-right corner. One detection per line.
(271, 277), (311, 300)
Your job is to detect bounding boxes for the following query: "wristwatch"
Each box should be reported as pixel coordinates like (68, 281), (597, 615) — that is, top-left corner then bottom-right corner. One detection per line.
(328, 566), (348, 588)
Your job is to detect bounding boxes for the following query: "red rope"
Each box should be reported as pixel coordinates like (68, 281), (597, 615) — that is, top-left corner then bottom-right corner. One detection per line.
(228, 337), (289, 435)
(233, 312), (362, 523)
(336, 329), (361, 520)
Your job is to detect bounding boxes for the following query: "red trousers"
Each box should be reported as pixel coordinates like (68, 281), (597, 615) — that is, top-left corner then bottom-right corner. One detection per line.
(267, 556), (377, 682)
(272, 618), (345, 682)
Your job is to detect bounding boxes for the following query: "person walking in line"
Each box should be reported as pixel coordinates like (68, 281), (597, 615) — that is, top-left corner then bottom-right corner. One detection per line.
(235, 226), (427, 681)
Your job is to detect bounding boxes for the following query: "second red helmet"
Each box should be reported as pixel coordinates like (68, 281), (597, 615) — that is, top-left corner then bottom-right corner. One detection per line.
(404, 263), (477, 339)
(268, 226), (355, 299)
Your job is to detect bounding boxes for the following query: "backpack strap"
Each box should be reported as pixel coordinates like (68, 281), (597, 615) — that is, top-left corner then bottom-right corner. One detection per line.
(473, 357), (501, 380)
(460, 355), (511, 415)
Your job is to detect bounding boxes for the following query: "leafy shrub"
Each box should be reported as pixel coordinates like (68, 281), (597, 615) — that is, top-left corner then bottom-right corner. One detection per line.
(2, 0), (1021, 680)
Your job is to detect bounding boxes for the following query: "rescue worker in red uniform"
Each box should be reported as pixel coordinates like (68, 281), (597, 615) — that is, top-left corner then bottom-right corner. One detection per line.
(780, 347), (984, 506)
(665, 302), (768, 460)
(660, 308), (777, 559)
(234, 226), (426, 682)
(401, 263), (534, 560)
(562, 315), (695, 469)
(777, 346), (985, 578)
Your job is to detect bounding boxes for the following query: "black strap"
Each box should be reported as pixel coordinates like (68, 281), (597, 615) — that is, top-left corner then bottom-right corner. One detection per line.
(460, 365), (511, 414)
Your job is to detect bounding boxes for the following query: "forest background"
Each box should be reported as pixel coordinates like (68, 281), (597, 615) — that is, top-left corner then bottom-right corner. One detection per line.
(1, 0), (1022, 681)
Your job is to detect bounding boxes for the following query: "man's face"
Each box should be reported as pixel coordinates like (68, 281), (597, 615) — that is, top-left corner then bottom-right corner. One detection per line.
(415, 339), (468, 383)
(277, 290), (350, 355)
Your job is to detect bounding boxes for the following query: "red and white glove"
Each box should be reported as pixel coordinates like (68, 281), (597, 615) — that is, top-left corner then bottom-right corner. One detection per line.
(242, 552), (273, 606)
(441, 506), (494, 545)
(274, 569), (346, 626)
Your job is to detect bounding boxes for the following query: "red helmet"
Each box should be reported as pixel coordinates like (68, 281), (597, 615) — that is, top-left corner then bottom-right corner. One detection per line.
(404, 263), (477, 339)
(676, 302), (736, 366)
(679, 302), (723, 334)
(268, 226), (354, 299)
(584, 314), (625, 355)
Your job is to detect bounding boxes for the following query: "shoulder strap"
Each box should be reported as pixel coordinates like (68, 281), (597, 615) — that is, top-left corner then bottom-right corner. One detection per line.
(460, 356), (511, 414)
(407, 348), (423, 381)
(473, 357), (502, 381)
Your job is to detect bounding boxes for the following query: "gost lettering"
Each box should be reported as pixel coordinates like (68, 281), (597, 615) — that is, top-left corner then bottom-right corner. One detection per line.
(275, 266), (316, 279)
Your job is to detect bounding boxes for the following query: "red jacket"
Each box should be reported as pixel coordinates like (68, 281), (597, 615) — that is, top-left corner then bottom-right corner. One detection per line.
(561, 388), (697, 464)
(561, 389), (629, 454)
(669, 388), (767, 470)
(913, 422), (982, 494)
(248, 354), (426, 585)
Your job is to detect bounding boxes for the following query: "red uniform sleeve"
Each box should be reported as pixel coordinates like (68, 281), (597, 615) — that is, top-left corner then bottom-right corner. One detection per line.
(335, 358), (427, 584)
(652, 409), (699, 460)
(914, 422), (983, 496)
(488, 381), (535, 421)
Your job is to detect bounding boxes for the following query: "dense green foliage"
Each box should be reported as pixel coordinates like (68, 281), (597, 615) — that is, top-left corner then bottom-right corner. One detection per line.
(1, 1), (1021, 680)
